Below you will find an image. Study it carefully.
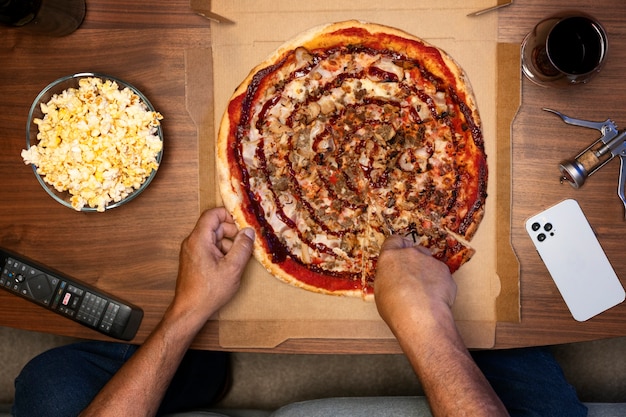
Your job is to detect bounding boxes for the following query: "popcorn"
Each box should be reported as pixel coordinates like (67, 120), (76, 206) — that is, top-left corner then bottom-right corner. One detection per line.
(22, 77), (163, 212)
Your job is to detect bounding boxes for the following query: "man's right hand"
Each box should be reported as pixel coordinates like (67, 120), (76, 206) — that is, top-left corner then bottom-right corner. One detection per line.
(373, 235), (508, 417)
(374, 235), (457, 331)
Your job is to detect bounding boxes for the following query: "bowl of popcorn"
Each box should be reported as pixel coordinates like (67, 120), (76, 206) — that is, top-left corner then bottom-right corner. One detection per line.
(22, 73), (164, 212)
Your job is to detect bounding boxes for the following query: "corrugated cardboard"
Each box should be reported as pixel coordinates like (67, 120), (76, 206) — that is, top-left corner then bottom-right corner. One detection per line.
(191, 0), (520, 349)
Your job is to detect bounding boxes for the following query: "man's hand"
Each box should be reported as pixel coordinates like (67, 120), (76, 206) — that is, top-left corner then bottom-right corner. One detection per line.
(171, 207), (255, 324)
(80, 207), (255, 417)
(375, 235), (456, 332)
(374, 235), (508, 417)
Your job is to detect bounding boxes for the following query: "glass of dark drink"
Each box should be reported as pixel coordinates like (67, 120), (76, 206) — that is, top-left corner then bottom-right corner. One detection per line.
(0, 0), (85, 36)
(521, 12), (608, 87)
(0, 0), (41, 26)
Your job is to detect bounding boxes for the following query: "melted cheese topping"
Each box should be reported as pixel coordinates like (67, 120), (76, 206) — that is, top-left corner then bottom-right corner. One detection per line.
(230, 35), (485, 292)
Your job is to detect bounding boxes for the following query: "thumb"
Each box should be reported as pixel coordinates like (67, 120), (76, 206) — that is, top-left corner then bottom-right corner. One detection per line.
(380, 234), (414, 252)
(224, 227), (255, 267)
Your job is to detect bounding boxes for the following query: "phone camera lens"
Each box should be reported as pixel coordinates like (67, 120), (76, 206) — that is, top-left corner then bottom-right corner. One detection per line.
(532, 222), (541, 231)
(544, 223), (553, 232)
(537, 233), (546, 242)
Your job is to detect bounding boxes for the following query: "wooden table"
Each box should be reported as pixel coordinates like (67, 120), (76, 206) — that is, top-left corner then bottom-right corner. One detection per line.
(0, 0), (218, 345)
(2, 0), (626, 352)
(497, 0), (626, 348)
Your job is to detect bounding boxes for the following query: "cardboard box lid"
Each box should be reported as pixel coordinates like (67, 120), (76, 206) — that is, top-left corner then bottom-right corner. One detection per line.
(196, 0), (520, 349)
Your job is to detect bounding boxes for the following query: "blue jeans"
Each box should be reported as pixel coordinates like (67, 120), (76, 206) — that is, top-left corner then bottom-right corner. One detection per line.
(12, 341), (229, 417)
(471, 347), (587, 417)
(13, 343), (585, 417)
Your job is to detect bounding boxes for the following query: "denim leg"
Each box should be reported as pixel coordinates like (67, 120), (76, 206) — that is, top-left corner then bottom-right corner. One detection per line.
(159, 348), (229, 414)
(13, 341), (229, 417)
(13, 341), (138, 417)
(472, 347), (588, 417)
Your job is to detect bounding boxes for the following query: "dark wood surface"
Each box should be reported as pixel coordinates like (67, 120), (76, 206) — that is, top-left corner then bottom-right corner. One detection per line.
(1, 0), (626, 352)
(0, 0), (218, 346)
(496, 0), (626, 348)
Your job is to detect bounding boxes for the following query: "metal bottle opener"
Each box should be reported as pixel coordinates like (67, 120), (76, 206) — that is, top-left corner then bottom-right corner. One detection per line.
(545, 108), (626, 216)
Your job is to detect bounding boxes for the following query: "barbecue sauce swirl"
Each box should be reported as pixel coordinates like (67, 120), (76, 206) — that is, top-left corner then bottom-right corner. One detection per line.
(230, 33), (486, 289)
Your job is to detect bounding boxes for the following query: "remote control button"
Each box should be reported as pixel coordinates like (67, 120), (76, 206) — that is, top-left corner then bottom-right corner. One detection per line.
(76, 292), (108, 327)
(51, 281), (68, 309)
(68, 285), (84, 296)
(27, 274), (53, 303)
(100, 302), (120, 332)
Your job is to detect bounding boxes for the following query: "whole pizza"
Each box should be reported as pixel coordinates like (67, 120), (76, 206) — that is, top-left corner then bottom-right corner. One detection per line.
(217, 20), (487, 298)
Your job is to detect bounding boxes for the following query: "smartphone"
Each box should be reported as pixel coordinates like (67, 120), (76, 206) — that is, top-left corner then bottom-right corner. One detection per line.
(525, 199), (625, 321)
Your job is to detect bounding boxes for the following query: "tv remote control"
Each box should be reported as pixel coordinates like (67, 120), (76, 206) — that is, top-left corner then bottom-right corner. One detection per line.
(0, 248), (143, 341)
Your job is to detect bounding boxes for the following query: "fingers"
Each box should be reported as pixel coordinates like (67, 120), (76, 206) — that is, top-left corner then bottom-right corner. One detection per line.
(193, 208), (238, 240)
(224, 227), (255, 268)
(380, 235), (433, 257)
(196, 208), (254, 267)
(214, 221), (239, 253)
(197, 208), (245, 240)
(380, 234), (415, 251)
(218, 221), (239, 240)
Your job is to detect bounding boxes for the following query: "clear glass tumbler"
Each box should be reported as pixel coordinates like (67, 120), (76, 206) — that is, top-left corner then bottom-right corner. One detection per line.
(521, 12), (608, 87)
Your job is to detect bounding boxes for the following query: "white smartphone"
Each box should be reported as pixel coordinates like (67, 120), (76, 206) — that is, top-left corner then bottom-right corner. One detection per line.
(525, 199), (625, 321)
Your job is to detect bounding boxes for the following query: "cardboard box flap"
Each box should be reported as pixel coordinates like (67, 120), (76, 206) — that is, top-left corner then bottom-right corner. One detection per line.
(185, 48), (217, 212)
(495, 42), (522, 323)
(197, 0), (520, 350)
(219, 319), (496, 349)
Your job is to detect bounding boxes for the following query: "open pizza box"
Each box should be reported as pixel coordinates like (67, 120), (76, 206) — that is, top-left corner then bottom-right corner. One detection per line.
(189, 0), (520, 349)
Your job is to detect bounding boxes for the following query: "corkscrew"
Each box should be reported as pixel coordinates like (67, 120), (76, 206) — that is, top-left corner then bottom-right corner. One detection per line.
(545, 108), (626, 216)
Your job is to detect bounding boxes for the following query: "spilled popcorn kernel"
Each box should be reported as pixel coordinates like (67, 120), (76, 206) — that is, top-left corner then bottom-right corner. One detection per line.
(21, 76), (163, 212)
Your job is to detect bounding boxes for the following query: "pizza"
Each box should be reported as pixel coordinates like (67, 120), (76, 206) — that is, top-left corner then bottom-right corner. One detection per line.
(217, 20), (487, 298)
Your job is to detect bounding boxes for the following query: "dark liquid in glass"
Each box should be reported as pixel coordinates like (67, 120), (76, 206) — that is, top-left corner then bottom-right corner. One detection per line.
(0, 0), (42, 26)
(547, 17), (606, 75)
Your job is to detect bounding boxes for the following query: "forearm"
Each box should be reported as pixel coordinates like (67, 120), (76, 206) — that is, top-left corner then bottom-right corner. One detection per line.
(78, 208), (252, 417)
(79, 305), (207, 417)
(391, 306), (508, 417)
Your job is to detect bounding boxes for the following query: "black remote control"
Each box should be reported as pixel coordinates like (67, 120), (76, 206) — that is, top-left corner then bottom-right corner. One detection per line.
(0, 248), (143, 341)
